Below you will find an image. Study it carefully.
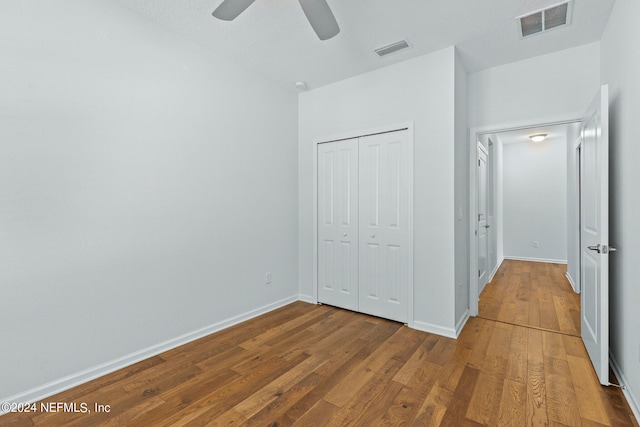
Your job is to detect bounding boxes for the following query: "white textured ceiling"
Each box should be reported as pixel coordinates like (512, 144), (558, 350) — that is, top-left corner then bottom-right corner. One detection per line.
(114, 0), (615, 89)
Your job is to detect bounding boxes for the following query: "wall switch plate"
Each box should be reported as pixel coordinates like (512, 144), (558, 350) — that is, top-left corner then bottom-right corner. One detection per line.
(265, 272), (272, 284)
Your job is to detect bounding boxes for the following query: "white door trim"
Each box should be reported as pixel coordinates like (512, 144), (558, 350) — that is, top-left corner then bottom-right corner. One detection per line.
(572, 137), (583, 294)
(477, 142), (489, 293)
(468, 114), (581, 316)
(312, 122), (414, 327)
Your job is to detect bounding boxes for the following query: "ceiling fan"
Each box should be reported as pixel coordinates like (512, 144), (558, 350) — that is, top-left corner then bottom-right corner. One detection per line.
(212, 0), (340, 41)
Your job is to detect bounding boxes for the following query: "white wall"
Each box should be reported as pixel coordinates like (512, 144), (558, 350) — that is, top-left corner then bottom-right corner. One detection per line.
(0, 0), (298, 400)
(600, 0), (640, 418)
(468, 43), (601, 128)
(299, 47), (459, 335)
(502, 139), (567, 262)
(454, 50), (469, 327)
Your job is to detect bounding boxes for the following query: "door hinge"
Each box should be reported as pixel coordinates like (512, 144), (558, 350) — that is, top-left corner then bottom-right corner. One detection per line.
(478, 270), (481, 278)
(478, 159), (480, 166)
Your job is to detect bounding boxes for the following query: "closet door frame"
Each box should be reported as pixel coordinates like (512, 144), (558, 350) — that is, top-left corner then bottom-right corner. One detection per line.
(312, 122), (414, 328)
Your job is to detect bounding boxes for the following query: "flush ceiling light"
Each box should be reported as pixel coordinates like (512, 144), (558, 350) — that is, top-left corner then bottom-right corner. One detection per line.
(529, 134), (547, 142)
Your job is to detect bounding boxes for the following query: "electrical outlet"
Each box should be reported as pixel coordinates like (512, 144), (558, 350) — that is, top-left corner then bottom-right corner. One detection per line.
(533, 241), (539, 248)
(265, 272), (272, 285)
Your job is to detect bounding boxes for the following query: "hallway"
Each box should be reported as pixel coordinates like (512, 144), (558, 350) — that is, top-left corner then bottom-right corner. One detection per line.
(479, 259), (581, 336)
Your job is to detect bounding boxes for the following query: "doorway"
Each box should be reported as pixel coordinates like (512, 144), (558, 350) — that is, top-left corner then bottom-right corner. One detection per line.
(469, 117), (581, 318)
(471, 121), (580, 334)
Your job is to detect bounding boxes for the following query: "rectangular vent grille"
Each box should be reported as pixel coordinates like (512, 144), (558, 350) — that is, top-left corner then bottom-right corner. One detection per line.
(375, 40), (410, 57)
(545, 3), (569, 29)
(518, 1), (572, 38)
(521, 12), (543, 37)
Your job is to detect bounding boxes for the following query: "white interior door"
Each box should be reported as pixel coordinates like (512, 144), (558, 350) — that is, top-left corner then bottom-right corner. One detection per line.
(477, 143), (489, 292)
(358, 130), (410, 323)
(580, 85), (610, 385)
(317, 138), (359, 311)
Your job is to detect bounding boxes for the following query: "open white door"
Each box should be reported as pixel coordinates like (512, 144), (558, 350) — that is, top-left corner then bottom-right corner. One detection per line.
(580, 85), (610, 385)
(477, 143), (489, 292)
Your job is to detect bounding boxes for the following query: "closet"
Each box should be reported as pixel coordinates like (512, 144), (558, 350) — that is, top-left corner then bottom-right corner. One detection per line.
(317, 129), (411, 323)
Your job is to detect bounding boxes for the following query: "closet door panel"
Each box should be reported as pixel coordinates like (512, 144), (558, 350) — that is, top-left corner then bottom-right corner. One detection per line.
(317, 139), (359, 310)
(359, 131), (409, 323)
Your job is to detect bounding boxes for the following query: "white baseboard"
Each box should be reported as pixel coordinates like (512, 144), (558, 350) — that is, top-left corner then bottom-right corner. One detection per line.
(565, 272), (579, 294)
(503, 256), (567, 265)
(455, 310), (470, 338)
(413, 320), (457, 339)
(488, 257), (504, 283)
(610, 352), (640, 424)
(297, 294), (316, 304)
(0, 295), (299, 415)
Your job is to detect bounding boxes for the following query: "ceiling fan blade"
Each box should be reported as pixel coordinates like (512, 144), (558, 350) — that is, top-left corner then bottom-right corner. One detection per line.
(212, 0), (256, 21)
(298, 0), (340, 40)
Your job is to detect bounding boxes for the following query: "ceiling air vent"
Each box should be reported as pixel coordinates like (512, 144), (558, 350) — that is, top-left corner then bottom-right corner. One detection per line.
(518, 1), (573, 38)
(374, 39), (411, 57)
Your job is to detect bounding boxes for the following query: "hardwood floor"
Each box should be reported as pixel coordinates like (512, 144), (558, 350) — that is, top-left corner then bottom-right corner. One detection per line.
(3, 264), (637, 426)
(479, 259), (581, 336)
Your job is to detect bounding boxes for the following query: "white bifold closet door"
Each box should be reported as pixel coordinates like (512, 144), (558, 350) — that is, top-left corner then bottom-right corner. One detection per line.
(358, 131), (410, 322)
(317, 138), (359, 311)
(317, 130), (410, 323)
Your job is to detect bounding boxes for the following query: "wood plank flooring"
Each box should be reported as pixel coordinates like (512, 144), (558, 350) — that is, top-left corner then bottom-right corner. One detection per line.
(479, 259), (581, 336)
(3, 261), (637, 426)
